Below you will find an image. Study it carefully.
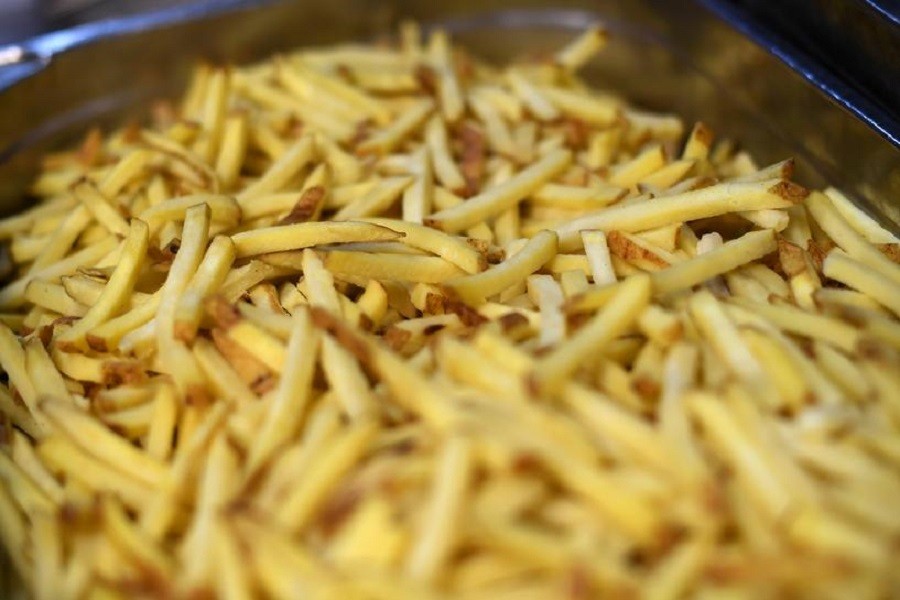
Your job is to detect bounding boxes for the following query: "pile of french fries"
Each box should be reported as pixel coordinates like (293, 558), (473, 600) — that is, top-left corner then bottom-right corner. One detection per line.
(0, 22), (898, 599)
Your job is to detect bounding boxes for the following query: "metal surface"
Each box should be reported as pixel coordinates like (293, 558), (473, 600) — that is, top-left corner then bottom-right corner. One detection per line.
(0, 0), (898, 229)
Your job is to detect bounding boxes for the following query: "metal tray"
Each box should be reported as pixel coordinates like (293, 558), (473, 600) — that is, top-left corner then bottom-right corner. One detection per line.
(0, 0), (898, 229)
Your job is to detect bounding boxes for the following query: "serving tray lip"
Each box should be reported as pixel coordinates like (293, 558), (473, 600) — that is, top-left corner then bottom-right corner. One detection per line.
(0, 0), (276, 92)
(698, 0), (900, 150)
(3, 0), (898, 153)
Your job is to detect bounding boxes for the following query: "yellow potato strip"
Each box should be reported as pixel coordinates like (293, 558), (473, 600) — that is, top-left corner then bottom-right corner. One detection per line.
(56, 219), (149, 349)
(324, 251), (465, 284)
(361, 218), (484, 274)
(807, 191), (900, 286)
(822, 250), (900, 317)
(444, 230), (558, 304)
(554, 179), (803, 251)
(405, 436), (472, 582)
(358, 99), (434, 155)
(426, 149), (571, 232)
(232, 221), (402, 257)
(237, 135), (315, 201)
(530, 273), (650, 395)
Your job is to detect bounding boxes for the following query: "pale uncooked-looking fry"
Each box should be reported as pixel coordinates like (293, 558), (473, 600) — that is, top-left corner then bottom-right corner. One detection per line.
(539, 84), (620, 126)
(581, 230), (617, 286)
(611, 145), (667, 188)
(232, 221), (402, 257)
(86, 293), (161, 352)
(294, 60), (390, 124)
(37, 436), (152, 510)
(428, 30), (465, 123)
(507, 70), (559, 121)
(554, 179), (804, 250)
(687, 392), (791, 520)
(530, 273), (650, 395)
(24, 337), (70, 402)
(426, 149), (571, 232)
(99, 148), (153, 198)
(444, 230), (558, 304)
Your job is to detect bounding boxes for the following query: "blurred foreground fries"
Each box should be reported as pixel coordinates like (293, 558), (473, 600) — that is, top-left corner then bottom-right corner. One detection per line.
(0, 22), (898, 600)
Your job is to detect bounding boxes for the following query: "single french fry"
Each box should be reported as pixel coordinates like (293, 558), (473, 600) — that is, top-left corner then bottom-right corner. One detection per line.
(405, 436), (472, 582)
(825, 187), (898, 244)
(215, 113), (249, 190)
(530, 273), (650, 395)
(554, 26), (607, 71)
(444, 230), (558, 304)
(358, 99), (434, 155)
(426, 149), (571, 232)
(425, 116), (465, 191)
(321, 335), (377, 420)
(554, 179), (805, 251)
(237, 135), (315, 201)
(27, 205), (92, 275)
(401, 148), (434, 224)
(532, 182), (625, 209)
(807, 191), (900, 286)
(140, 194), (240, 232)
(38, 435), (152, 510)
(324, 251), (465, 284)
(173, 235), (236, 342)
(41, 398), (170, 488)
(729, 296), (861, 352)
(232, 220), (402, 257)
(361, 218), (483, 274)
(823, 249), (900, 317)
(651, 229), (777, 296)
(538, 84), (619, 126)
(248, 308), (319, 471)
(56, 219), (149, 349)
(24, 280), (87, 317)
(276, 419), (378, 531)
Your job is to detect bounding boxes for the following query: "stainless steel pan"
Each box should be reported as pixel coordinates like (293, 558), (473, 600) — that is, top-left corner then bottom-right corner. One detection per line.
(0, 0), (897, 228)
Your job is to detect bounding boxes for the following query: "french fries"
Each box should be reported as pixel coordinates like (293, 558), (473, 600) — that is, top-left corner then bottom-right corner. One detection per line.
(0, 24), (897, 600)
